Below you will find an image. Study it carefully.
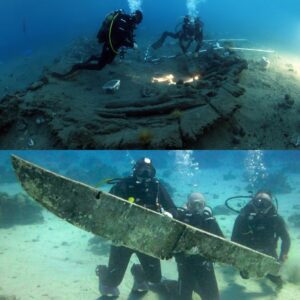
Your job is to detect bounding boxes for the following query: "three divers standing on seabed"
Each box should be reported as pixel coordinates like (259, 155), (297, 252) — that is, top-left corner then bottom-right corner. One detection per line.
(96, 158), (291, 300)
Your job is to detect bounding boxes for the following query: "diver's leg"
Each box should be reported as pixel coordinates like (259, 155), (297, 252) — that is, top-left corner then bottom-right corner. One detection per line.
(263, 248), (283, 289)
(130, 264), (149, 293)
(85, 55), (100, 63)
(76, 44), (117, 71)
(152, 32), (179, 49)
(176, 260), (195, 300)
(50, 55), (100, 79)
(137, 252), (176, 297)
(106, 245), (133, 286)
(51, 45), (116, 78)
(266, 274), (284, 289)
(137, 252), (162, 284)
(195, 263), (220, 300)
(97, 245), (133, 296)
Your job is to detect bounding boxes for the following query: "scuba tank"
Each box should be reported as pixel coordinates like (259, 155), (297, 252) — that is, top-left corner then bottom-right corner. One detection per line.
(97, 10), (123, 43)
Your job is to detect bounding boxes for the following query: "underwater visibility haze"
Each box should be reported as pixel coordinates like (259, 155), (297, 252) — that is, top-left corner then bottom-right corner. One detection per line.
(0, 150), (300, 299)
(0, 0), (300, 149)
(1, 0), (300, 59)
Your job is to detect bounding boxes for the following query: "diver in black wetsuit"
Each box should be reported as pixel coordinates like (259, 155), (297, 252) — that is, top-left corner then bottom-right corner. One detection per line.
(96, 157), (177, 298)
(151, 15), (204, 55)
(175, 193), (223, 300)
(52, 10), (143, 79)
(232, 191), (291, 289)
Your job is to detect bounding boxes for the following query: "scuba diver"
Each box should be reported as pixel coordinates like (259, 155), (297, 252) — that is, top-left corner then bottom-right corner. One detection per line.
(231, 191), (291, 289)
(96, 157), (177, 298)
(174, 193), (223, 300)
(52, 9), (143, 79)
(151, 15), (204, 55)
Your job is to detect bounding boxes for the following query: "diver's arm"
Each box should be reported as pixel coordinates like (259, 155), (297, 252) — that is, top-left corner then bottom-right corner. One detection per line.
(175, 207), (186, 221)
(109, 180), (128, 199)
(277, 216), (291, 262)
(122, 31), (135, 48)
(231, 215), (246, 243)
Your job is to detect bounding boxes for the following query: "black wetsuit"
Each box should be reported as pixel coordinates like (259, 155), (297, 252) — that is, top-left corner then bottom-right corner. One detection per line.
(232, 203), (291, 284)
(99, 176), (177, 289)
(175, 207), (223, 300)
(54, 11), (137, 77)
(152, 20), (203, 54)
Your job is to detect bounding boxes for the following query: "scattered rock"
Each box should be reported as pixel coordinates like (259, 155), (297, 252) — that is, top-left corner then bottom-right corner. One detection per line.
(223, 171), (237, 181)
(213, 204), (235, 215)
(0, 192), (44, 228)
(88, 236), (111, 256)
(258, 56), (270, 71)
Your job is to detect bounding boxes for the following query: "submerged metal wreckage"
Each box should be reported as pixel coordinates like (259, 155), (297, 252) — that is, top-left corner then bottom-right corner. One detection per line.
(12, 155), (281, 278)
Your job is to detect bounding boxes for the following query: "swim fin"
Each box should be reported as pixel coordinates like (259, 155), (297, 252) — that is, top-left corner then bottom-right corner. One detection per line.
(96, 265), (120, 298)
(131, 264), (149, 293)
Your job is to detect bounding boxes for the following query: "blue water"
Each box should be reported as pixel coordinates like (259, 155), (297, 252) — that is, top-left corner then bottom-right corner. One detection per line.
(1, 0), (300, 61)
(1, 150), (300, 199)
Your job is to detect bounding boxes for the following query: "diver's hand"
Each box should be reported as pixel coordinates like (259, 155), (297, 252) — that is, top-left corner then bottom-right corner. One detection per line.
(162, 211), (173, 218)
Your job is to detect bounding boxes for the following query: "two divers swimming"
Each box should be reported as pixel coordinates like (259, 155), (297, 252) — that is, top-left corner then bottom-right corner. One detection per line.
(52, 10), (204, 79)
